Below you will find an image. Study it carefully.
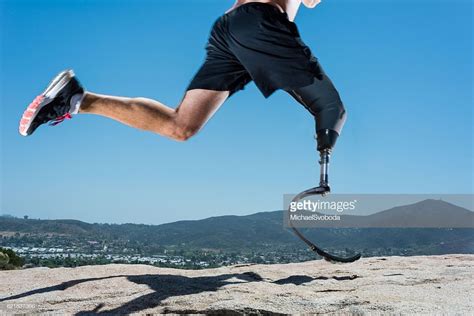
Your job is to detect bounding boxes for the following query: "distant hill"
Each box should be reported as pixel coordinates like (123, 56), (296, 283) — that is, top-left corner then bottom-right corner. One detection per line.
(296, 199), (474, 228)
(0, 211), (293, 249)
(364, 199), (474, 228)
(1, 199), (473, 254)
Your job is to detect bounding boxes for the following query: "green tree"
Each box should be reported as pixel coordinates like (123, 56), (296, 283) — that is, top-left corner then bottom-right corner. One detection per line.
(0, 247), (24, 269)
(0, 252), (9, 267)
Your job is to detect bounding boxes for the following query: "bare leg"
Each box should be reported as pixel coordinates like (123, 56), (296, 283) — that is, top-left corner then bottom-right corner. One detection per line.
(79, 89), (229, 141)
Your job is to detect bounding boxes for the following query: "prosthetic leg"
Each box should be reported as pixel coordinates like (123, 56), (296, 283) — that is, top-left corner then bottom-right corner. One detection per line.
(286, 75), (361, 263)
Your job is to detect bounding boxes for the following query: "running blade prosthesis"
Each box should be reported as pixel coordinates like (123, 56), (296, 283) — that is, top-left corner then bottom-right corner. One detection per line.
(288, 149), (361, 263)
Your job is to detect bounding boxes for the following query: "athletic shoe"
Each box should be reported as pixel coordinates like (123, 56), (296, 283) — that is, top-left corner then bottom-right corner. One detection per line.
(19, 69), (84, 136)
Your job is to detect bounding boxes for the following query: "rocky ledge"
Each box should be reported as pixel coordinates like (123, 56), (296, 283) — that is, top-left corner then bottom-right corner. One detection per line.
(0, 255), (472, 315)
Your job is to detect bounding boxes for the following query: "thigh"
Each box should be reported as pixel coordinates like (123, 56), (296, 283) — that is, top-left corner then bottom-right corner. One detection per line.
(186, 15), (252, 97)
(175, 88), (230, 131)
(226, 3), (322, 98)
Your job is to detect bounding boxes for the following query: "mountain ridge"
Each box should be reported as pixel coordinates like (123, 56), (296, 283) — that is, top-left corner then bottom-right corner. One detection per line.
(2, 199), (472, 229)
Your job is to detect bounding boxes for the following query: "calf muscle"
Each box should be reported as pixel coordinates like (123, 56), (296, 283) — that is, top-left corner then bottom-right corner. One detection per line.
(79, 89), (229, 141)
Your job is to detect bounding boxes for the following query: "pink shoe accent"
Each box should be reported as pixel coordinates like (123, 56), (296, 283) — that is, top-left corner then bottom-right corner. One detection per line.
(49, 112), (72, 126)
(19, 95), (44, 135)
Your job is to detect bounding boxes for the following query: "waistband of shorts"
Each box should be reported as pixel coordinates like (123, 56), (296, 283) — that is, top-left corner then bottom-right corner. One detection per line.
(225, 2), (288, 18)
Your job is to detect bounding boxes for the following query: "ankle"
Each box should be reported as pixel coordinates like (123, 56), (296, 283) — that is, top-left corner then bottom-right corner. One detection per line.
(70, 93), (84, 114)
(78, 92), (95, 113)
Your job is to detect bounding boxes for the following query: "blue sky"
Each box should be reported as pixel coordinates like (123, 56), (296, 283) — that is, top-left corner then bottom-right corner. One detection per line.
(1, 0), (472, 224)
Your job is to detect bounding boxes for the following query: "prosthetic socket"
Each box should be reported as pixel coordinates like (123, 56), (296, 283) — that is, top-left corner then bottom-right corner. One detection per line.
(288, 77), (347, 188)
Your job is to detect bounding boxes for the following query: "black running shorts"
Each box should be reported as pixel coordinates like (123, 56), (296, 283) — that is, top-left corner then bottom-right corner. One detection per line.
(187, 3), (324, 98)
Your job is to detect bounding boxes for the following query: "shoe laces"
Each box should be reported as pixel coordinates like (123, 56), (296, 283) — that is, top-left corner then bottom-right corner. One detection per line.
(49, 112), (72, 126)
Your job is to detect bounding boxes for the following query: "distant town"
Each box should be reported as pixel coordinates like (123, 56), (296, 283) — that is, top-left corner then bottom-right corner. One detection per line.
(1, 231), (410, 269)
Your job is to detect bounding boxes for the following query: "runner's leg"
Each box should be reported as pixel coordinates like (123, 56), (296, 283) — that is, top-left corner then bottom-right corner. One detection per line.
(79, 89), (229, 141)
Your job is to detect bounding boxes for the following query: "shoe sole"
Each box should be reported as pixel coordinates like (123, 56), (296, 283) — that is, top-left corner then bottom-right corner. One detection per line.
(19, 69), (75, 136)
